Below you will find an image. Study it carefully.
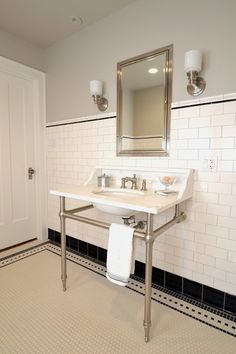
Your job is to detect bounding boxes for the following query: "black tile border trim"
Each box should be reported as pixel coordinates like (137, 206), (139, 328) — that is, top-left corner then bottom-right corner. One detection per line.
(46, 115), (116, 128)
(48, 228), (236, 319)
(0, 241), (50, 268)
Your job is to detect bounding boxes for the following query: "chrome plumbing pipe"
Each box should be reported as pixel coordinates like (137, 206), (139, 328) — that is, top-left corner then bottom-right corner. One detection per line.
(66, 204), (94, 214)
(59, 196), (67, 291)
(143, 213), (154, 342)
(153, 205), (186, 239)
(64, 211), (146, 240)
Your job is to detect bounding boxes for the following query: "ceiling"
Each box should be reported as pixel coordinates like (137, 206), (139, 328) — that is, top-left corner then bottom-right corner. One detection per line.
(0, 0), (136, 48)
(123, 54), (166, 90)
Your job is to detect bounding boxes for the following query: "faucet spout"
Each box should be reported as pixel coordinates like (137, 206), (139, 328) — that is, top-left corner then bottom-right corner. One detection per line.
(121, 174), (138, 190)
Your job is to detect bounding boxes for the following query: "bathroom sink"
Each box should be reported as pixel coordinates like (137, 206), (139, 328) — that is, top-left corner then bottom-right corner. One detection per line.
(92, 188), (144, 216)
(93, 188), (144, 197)
(50, 167), (194, 215)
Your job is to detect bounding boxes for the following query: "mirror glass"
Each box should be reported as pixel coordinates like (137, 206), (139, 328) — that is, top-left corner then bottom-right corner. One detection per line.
(117, 45), (173, 156)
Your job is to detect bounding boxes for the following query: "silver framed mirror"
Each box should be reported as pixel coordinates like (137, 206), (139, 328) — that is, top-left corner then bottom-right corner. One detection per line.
(117, 44), (173, 156)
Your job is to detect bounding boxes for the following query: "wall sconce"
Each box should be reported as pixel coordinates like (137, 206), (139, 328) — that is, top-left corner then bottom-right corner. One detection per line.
(184, 50), (206, 96)
(90, 80), (108, 111)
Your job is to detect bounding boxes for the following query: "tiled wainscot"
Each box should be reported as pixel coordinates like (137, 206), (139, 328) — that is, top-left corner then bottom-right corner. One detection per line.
(47, 94), (236, 313)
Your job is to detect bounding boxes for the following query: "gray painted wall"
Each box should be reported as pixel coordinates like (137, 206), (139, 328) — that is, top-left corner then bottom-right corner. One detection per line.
(45, 0), (236, 122)
(0, 30), (44, 71)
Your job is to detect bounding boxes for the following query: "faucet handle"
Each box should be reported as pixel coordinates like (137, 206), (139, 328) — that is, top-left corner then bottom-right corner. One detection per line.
(141, 179), (147, 191)
(132, 174), (138, 189)
(121, 177), (126, 189)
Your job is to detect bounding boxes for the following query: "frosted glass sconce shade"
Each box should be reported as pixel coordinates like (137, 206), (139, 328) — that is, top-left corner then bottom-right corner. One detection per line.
(184, 50), (202, 72)
(90, 80), (108, 111)
(90, 80), (103, 96)
(184, 49), (206, 96)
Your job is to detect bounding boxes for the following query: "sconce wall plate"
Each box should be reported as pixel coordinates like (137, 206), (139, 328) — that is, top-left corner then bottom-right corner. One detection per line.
(187, 71), (206, 96)
(92, 95), (108, 111)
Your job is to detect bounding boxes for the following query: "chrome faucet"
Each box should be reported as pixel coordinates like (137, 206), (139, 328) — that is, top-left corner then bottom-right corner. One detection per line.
(121, 174), (138, 190)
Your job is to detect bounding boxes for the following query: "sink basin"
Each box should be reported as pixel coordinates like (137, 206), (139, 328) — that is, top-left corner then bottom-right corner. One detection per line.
(92, 188), (144, 216)
(93, 188), (144, 197)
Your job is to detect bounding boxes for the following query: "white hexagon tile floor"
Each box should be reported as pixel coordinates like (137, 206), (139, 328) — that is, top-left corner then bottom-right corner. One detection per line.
(0, 242), (235, 354)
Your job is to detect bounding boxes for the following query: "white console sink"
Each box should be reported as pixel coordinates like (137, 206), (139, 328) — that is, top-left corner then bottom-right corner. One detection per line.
(50, 167), (194, 216)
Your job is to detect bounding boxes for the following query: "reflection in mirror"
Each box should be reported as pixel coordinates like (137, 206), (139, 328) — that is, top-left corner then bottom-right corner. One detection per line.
(117, 45), (173, 156)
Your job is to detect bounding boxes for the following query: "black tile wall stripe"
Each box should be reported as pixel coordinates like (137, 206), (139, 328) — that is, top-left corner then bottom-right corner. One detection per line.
(134, 260), (145, 279)
(66, 235), (70, 248)
(48, 228), (55, 241)
(68, 237), (78, 251)
(46, 115), (116, 128)
(183, 278), (202, 301)
(54, 231), (61, 244)
(78, 240), (88, 255)
(152, 267), (165, 287)
(225, 294), (236, 315)
(87, 243), (98, 259)
(203, 286), (225, 310)
(165, 271), (183, 293)
(48, 229), (236, 317)
(98, 247), (107, 264)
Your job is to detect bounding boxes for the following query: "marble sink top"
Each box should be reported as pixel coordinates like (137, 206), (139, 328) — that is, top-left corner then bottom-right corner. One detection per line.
(50, 185), (188, 215)
(50, 167), (194, 215)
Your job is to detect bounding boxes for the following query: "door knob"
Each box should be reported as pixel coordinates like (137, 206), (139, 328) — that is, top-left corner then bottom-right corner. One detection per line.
(28, 167), (35, 180)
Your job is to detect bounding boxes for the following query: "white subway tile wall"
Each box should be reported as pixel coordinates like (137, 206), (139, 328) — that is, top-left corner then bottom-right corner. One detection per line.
(47, 95), (236, 295)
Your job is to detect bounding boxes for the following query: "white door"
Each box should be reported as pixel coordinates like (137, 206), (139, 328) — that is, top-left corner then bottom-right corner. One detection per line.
(0, 72), (37, 249)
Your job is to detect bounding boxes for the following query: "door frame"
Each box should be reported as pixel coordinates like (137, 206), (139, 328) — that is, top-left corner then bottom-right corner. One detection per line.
(0, 56), (47, 241)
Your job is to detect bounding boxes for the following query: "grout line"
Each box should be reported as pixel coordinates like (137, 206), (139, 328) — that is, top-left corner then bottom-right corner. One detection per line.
(223, 292), (226, 312)
(201, 284), (204, 305)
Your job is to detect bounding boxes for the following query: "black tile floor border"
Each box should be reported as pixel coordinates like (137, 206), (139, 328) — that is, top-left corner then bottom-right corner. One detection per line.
(48, 228), (236, 318)
(0, 242), (50, 267)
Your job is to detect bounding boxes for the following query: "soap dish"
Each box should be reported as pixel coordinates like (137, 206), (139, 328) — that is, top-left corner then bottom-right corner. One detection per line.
(155, 190), (178, 196)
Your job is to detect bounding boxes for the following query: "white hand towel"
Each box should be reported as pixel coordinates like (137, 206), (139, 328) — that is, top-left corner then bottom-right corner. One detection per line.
(106, 223), (134, 286)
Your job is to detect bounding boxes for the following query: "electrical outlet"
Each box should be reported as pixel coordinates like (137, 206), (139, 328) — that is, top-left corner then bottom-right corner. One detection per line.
(208, 158), (217, 171)
(202, 157), (217, 172)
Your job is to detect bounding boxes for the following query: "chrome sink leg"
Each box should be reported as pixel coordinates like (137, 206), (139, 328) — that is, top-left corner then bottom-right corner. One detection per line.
(59, 196), (67, 291)
(143, 213), (154, 342)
